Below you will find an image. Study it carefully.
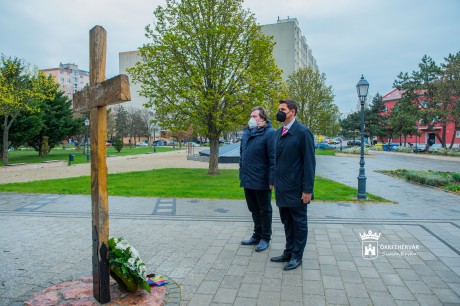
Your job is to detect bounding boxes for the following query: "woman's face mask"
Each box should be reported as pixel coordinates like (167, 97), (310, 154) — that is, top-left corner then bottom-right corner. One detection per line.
(248, 117), (257, 128)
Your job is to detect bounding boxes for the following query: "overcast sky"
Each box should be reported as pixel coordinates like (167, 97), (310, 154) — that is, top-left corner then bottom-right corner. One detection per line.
(1, 0), (459, 114)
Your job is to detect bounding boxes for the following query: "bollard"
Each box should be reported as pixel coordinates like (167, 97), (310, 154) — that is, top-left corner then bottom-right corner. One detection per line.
(68, 154), (75, 166)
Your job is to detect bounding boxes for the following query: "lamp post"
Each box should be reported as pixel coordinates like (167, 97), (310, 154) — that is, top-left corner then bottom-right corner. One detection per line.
(356, 75), (369, 200)
(84, 117), (90, 162)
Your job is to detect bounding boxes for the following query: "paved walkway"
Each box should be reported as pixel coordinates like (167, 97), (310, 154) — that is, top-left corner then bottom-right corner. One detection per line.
(0, 152), (459, 305)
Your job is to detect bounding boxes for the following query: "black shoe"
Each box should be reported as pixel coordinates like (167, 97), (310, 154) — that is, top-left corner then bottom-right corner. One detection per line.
(255, 240), (269, 252)
(241, 237), (260, 245)
(283, 258), (302, 271)
(270, 254), (291, 262)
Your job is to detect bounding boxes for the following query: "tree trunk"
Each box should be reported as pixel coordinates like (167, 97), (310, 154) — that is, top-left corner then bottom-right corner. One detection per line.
(208, 136), (219, 175)
(2, 116), (9, 165)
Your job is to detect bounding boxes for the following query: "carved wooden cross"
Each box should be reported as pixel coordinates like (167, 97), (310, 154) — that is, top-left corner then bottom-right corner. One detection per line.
(73, 25), (131, 303)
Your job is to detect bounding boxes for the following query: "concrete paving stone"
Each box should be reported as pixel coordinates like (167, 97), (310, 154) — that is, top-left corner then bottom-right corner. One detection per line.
(247, 260), (267, 272)
(363, 277), (389, 292)
(319, 255), (337, 265)
(280, 285), (303, 302)
(344, 282), (369, 298)
(334, 251), (354, 261)
(357, 266), (380, 278)
(317, 247), (334, 256)
(212, 287), (237, 304)
(374, 262), (397, 274)
(322, 275), (345, 290)
(420, 275), (451, 289)
(387, 285), (416, 300)
(303, 269), (322, 281)
(403, 279), (433, 295)
(211, 258), (232, 270)
(220, 275), (243, 289)
(395, 300), (423, 306)
(237, 283), (260, 298)
(196, 280), (220, 294)
(225, 264), (248, 277)
(430, 287), (460, 304)
(234, 296), (257, 305)
(448, 282), (460, 296)
(380, 273), (405, 286)
(204, 269), (227, 282)
(263, 266), (283, 279)
(320, 264), (341, 277)
(410, 263), (438, 276)
(281, 273), (302, 287)
(180, 273), (206, 287)
(231, 255), (250, 266)
(260, 278), (282, 292)
(324, 288), (349, 305)
(303, 279), (324, 293)
(242, 271), (264, 284)
(395, 268), (422, 281)
(368, 290), (398, 306)
(340, 270), (363, 284)
(416, 251), (439, 261)
(413, 293), (443, 306)
(435, 269), (460, 283)
(337, 260), (357, 271)
(257, 290), (281, 306)
(348, 297), (373, 306)
(302, 294), (326, 306)
(187, 293), (213, 306)
(302, 259), (320, 270)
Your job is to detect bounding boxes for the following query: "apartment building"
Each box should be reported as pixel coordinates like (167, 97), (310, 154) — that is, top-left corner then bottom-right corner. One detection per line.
(42, 63), (89, 101)
(261, 17), (318, 80)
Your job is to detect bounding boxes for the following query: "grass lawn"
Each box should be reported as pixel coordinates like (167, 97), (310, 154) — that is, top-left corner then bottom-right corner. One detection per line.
(377, 169), (460, 193)
(0, 146), (177, 166)
(0, 168), (389, 203)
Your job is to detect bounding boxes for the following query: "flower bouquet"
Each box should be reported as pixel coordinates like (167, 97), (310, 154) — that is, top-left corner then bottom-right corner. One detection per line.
(108, 237), (151, 293)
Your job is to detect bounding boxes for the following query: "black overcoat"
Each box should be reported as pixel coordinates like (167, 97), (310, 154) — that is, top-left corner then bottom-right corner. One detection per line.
(274, 120), (316, 207)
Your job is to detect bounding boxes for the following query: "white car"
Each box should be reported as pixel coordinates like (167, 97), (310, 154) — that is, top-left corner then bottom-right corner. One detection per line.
(136, 142), (148, 147)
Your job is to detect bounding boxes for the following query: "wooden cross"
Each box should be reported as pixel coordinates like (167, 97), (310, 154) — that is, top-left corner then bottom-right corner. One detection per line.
(73, 25), (131, 303)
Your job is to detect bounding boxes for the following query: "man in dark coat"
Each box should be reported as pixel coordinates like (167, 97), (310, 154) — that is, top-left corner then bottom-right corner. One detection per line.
(270, 99), (316, 270)
(239, 106), (276, 252)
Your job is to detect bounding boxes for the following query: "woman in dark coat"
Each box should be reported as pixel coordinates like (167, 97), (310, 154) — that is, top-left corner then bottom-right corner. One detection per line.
(239, 106), (276, 252)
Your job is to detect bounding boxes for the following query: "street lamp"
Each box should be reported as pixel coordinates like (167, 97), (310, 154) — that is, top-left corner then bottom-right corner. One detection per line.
(356, 75), (369, 200)
(84, 117), (90, 162)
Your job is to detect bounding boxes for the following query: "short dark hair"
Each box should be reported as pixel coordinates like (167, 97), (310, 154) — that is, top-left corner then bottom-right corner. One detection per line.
(251, 106), (267, 120)
(279, 99), (297, 115)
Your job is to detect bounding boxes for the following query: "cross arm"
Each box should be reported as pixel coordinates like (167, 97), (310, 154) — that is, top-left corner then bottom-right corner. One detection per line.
(73, 74), (131, 112)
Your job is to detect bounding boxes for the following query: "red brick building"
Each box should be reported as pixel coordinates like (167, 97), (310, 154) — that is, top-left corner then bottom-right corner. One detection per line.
(381, 89), (460, 149)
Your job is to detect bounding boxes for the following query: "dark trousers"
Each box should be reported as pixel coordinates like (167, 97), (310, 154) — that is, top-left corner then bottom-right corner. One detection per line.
(279, 205), (308, 260)
(244, 188), (273, 242)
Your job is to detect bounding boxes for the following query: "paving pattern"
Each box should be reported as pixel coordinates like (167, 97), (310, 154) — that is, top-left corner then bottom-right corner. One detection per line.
(0, 151), (459, 305)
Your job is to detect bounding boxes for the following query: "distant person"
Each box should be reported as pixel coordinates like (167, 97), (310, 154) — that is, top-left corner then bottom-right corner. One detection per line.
(270, 99), (316, 271)
(239, 106), (276, 252)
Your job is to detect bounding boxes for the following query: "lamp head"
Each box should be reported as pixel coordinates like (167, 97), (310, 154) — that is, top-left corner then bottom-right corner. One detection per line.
(356, 75), (369, 104)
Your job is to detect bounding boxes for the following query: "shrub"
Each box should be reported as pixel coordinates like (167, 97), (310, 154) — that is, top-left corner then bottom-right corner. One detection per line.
(342, 147), (369, 155)
(396, 146), (414, 153)
(451, 172), (460, 182)
(113, 138), (124, 152)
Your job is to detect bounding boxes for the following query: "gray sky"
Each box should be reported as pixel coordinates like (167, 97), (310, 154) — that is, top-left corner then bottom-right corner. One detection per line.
(1, 0), (459, 114)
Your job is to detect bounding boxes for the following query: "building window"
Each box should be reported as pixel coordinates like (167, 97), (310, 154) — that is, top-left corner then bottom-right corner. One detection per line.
(74, 77), (78, 83)
(383, 106), (388, 112)
(456, 130), (460, 138)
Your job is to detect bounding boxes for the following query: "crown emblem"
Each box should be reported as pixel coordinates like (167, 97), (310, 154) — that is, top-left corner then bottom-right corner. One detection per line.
(359, 230), (381, 240)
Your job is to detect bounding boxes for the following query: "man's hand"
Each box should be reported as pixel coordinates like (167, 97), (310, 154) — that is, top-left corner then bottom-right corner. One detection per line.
(301, 192), (312, 204)
(269, 185), (274, 190)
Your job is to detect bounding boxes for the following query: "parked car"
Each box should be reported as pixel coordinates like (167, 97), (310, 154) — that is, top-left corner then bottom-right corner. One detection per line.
(153, 140), (167, 146)
(428, 144), (443, 152)
(136, 142), (148, 147)
(347, 140), (361, 146)
(315, 141), (336, 150)
(413, 144), (427, 152)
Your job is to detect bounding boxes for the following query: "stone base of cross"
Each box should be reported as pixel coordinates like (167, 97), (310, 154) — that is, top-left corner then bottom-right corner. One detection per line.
(73, 25), (131, 303)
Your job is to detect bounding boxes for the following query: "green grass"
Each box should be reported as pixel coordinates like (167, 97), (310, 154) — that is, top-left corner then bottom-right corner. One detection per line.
(0, 168), (389, 202)
(377, 169), (460, 193)
(1, 146), (177, 166)
(315, 149), (336, 156)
